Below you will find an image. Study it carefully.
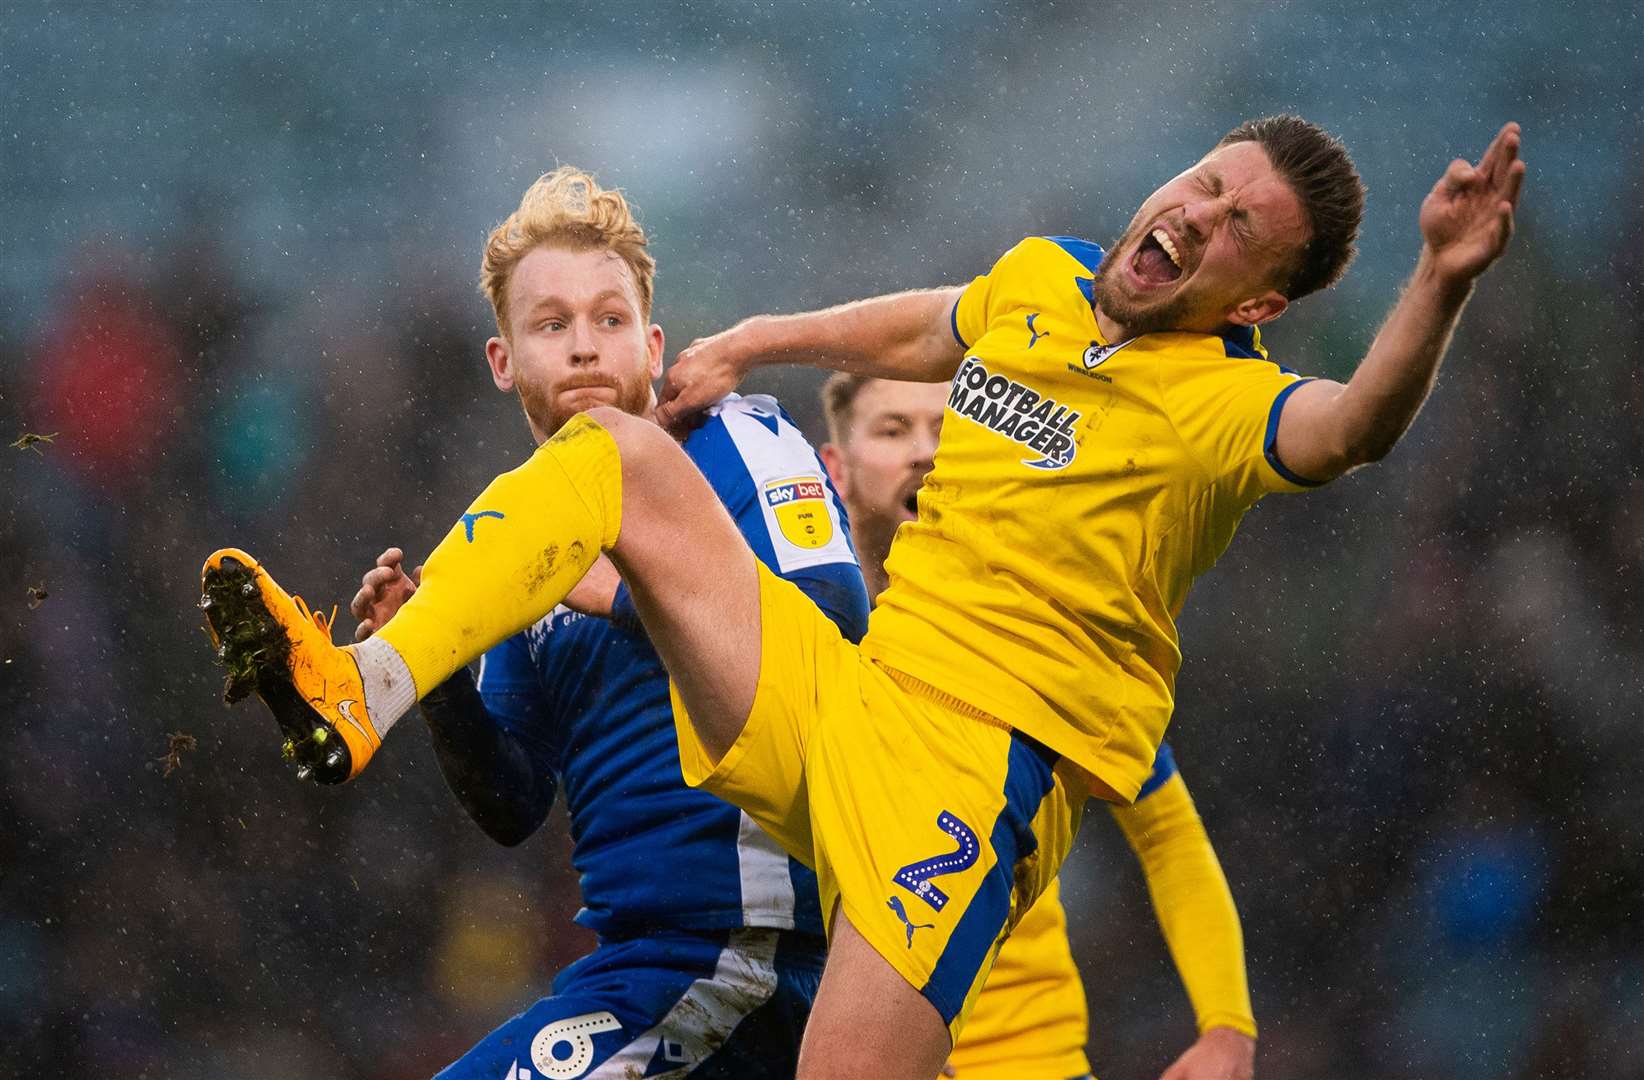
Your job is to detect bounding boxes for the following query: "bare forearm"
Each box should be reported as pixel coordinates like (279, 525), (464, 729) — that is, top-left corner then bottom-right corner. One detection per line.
(661, 286), (965, 428)
(1333, 251), (1475, 462)
(733, 287), (964, 382)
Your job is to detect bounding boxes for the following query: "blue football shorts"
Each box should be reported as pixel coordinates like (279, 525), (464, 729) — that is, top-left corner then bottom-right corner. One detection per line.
(435, 927), (825, 1080)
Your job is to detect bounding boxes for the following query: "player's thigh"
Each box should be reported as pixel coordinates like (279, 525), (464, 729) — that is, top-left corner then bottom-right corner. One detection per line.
(797, 906), (952, 1080)
(672, 563), (855, 866)
(594, 407), (763, 754)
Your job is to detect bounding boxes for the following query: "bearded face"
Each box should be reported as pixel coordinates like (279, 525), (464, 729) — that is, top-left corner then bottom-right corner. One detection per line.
(514, 358), (655, 438)
(1091, 210), (1201, 337)
(1091, 141), (1309, 340)
(487, 244), (663, 443)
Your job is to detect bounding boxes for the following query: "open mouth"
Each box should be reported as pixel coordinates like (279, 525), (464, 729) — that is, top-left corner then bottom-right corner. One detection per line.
(903, 491), (919, 517)
(1130, 227), (1184, 287)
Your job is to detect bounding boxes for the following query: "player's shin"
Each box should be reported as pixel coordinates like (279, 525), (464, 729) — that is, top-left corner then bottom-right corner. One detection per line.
(370, 412), (623, 709)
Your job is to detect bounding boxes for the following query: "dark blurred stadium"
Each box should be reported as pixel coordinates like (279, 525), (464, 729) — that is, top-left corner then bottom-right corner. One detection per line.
(3, 3), (1641, 1077)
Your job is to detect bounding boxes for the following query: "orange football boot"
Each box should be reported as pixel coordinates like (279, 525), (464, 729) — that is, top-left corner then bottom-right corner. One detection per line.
(200, 548), (381, 783)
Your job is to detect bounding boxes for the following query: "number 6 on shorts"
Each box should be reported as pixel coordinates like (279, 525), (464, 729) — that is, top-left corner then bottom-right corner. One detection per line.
(530, 1011), (623, 1079)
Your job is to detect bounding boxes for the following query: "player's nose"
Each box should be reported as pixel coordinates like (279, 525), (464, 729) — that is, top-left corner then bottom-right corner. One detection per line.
(568, 318), (599, 365)
(1180, 198), (1224, 241)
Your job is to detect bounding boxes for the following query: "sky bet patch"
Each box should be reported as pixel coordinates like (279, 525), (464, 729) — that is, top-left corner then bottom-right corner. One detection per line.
(764, 476), (834, 548)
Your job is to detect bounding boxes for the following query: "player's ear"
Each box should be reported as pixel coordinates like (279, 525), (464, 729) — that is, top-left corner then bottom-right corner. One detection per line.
(486, 335), (515, 392)
(819, 443), (850, 496)
(1228, 289), (1289, 328)
(646, 323), (665, 382)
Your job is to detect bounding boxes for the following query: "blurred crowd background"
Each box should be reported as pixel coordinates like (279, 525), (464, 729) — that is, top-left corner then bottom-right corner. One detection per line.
(3, 3), (1641, 1077)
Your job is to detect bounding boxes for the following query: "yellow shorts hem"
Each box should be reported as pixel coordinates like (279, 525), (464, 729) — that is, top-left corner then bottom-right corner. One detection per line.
(671, 675), (760, 793)
(670, 564), (823, 867)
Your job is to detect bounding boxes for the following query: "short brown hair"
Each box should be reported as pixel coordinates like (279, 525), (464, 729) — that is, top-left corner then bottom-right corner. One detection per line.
(480, 166), (657, 336)
(821, 372), (874, 445)
(1216, 115), (1365, 300)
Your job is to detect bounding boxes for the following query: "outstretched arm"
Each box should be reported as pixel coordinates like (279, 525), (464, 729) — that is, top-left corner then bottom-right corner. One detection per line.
(1110, 768), (1256, 1080)
(1274, 122), (1526, 482)
(657, 286), (965, 431)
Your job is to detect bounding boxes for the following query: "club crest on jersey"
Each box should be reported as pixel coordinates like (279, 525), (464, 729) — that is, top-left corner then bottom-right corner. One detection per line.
(948, 357), (1080, 470)
(1082, 338), (1133, 370)
(764, 476), (834, 548)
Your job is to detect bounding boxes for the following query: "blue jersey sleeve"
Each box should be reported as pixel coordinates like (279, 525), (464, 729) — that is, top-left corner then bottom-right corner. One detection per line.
(713, 397), (871, 641)
(782, 563), (870, 645)
(683, 395), (870, 639)
(417, 636), (562, 845)
(689, 394), (864, 569)
(475, 635), (565, 769)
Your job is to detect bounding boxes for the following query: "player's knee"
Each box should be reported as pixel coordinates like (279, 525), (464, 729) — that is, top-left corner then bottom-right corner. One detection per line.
(585, 406), (661, 454)
(582, 404), (638, 440)
(582, 406), (691, 488)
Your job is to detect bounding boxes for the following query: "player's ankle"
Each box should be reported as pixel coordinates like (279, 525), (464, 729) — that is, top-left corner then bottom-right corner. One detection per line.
(348, 636), (418, 738)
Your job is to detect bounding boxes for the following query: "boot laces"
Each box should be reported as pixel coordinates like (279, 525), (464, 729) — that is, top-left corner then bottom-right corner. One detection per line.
(292, 595), (338, 640)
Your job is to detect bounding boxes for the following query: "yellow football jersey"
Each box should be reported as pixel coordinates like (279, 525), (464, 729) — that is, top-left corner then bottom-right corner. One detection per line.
(861, 236), (1321, 800)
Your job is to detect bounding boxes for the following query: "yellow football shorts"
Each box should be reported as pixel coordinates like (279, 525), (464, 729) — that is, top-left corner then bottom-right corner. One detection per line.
(673, 564), (1085, 1039)
(946, 878), (1093, 1079)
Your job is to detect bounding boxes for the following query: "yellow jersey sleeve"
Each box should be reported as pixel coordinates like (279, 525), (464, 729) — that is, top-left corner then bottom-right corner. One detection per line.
(1158, 333), (1326, 495)
(951, 237), (1060, 350)
(1109, 772), (1257, 1038)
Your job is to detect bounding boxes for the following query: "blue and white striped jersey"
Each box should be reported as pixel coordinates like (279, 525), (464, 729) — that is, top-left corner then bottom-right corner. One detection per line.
(475, 395), (869, 938)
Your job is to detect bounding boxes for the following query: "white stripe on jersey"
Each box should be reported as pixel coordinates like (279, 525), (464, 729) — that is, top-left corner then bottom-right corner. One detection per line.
(710, 393), (855, 574)
(588, 928), (781, 1078)
(735, 811), (797, 930)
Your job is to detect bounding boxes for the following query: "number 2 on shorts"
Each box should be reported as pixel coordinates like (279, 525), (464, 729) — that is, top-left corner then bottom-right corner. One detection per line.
(892, 810), (979, 913)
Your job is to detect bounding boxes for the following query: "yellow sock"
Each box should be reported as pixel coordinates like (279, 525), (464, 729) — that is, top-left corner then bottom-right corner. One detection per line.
(376, 413), (622, 696)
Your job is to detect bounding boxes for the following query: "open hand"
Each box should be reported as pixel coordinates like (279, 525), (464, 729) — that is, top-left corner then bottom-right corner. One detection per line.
(1159, 1026), (1255, 1080)
(656, 321), (761, 435)
(351, 547), (421, 642)
(1419, 121), (1525, 284)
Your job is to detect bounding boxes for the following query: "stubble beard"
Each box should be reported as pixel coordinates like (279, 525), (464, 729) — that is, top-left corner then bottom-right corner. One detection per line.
(517, 372), (654, 439)
(1092, 221), (1195, 338)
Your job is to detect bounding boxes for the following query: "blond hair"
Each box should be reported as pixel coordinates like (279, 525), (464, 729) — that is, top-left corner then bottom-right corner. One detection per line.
(480, 166), (657, 336)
